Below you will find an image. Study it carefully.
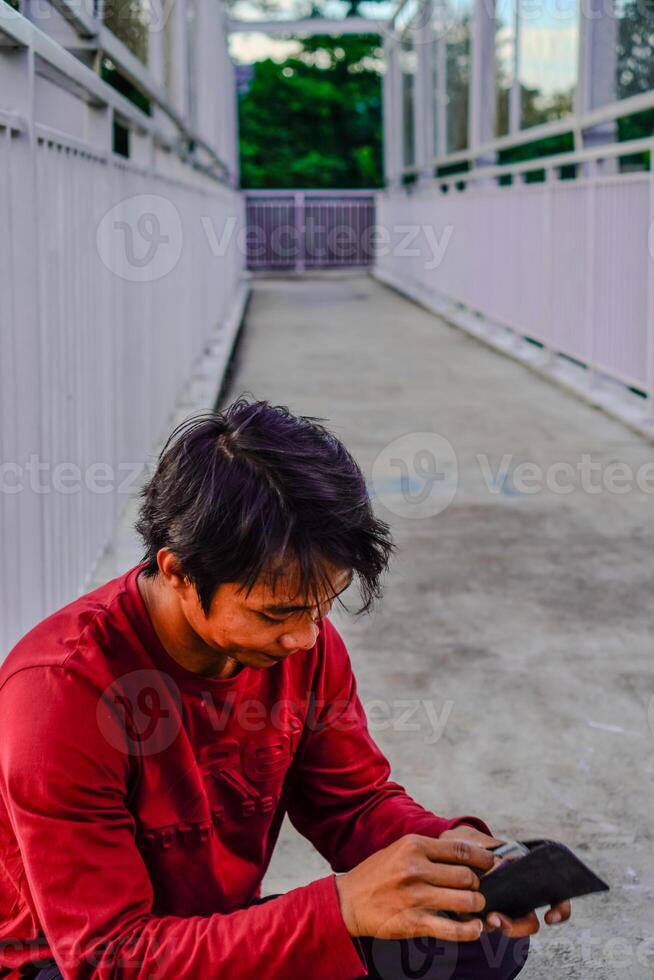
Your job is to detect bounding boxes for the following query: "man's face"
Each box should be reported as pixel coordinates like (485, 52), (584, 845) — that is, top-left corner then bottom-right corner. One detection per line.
(183, 562), (353, 671)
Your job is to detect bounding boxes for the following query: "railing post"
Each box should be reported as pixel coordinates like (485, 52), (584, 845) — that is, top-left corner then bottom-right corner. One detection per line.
(414, 0), (434, 183)
(647, 147), (654, 419)
(385, 34), (405, 188)
(585, 157), (598, 391)
(541, 165), (556, 367)
(434, 26), (446, 159)
(295, 191), (305, 273)
(2, 42), (47, 643)
(509, 0), (520, 135)
(166, 0), (190, 118)
(469, 0), (496, 154)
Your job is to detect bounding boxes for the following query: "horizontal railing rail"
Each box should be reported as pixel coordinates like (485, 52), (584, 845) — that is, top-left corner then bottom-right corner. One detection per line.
(418, 137), (654, 188)
(412, 105), (654, 178)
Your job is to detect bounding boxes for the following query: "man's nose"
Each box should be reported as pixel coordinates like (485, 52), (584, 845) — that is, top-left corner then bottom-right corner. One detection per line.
(279, 620), (319, 651)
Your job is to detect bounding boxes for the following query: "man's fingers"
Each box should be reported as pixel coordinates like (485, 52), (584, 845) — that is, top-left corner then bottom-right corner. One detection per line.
(545, 900), (571, 925)
(409, 863), (482, 892)
(412, 911), (484, 944)
(411, 885), (486, 916)
(485, 911), (540, 938)
(410, 835), (495, 872)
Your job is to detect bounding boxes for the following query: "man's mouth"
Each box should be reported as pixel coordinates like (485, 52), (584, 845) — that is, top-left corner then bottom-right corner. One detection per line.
(258, 650), (298, 663)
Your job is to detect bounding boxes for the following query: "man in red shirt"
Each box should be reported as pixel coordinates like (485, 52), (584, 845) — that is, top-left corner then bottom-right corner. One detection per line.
(0, 398), (570, 979)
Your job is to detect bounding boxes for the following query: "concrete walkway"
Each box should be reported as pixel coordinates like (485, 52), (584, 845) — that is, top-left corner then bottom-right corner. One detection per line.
(220, 273), (653, 980)
(90, 271), (652, 978)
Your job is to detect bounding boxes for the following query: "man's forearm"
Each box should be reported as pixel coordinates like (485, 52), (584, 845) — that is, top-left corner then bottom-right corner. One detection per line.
(48, 877), (365, 980)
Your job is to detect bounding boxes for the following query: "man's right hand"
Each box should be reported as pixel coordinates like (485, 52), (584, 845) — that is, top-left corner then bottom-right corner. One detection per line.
(334, 833), (495, 943)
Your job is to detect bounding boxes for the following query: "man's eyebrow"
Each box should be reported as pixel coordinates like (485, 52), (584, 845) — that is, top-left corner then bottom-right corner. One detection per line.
(261, 601), (314, 614)
(260, 574), (354, 614)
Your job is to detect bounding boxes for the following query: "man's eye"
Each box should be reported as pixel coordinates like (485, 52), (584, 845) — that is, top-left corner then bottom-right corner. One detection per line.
(258, 612), (286, 624)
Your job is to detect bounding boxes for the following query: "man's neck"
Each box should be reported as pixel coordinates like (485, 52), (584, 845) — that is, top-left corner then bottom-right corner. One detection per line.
(137, 571), (243, 679)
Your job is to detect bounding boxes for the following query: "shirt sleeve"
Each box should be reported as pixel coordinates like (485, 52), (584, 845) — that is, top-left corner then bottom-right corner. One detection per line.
(285, 619), (492, 872)
(0, 665), (366, 980)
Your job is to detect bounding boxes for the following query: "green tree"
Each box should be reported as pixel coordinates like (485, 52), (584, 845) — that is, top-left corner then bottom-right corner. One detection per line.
(238, 33), (383, 189)
(617, 0), (654, 100)
(614, 0), (654, 151)
(102, 0), (150, 64)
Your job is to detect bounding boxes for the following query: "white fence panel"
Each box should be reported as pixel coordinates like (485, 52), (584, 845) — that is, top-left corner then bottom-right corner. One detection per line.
(1, 124), (244, 653)
(376, 159), (654, 411)
(593, 177), (650, 389)
(244, 191), (376, 271)
(549, 181), (589, 364)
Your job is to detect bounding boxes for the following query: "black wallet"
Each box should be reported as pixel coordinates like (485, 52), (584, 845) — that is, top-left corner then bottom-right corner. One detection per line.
(478, 839), (609, 919)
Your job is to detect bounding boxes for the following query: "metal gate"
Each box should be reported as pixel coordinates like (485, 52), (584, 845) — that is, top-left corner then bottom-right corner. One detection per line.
(244, 190), (376, 271)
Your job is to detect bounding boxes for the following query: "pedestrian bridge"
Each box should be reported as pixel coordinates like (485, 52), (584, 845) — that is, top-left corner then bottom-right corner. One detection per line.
(2, 2), (654, 972)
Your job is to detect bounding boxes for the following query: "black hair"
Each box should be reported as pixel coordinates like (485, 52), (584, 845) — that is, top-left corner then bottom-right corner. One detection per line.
(134, 396), (395, 616)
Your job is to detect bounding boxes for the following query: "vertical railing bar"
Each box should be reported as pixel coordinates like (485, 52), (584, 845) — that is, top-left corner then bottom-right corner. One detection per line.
(295, 190), (305, 273)
(540, 165), (556, 368)
(585, 158), (598, 390)
(646, 144), (654, 419)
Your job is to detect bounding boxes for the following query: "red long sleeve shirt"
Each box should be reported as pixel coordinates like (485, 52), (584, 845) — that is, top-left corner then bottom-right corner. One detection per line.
(0, 563), (490, 979)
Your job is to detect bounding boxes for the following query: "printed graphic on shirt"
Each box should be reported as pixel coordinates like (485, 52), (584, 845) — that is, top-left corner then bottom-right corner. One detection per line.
(199, 734), (293, 821)
(136, 730), (299, 852)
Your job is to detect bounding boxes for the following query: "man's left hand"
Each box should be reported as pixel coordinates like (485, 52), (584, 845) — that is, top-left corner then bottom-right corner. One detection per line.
(439, 825), (572, 937)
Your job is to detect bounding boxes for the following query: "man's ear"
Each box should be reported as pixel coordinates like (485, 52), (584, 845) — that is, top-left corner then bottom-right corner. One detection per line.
(156, 549), (190, 592)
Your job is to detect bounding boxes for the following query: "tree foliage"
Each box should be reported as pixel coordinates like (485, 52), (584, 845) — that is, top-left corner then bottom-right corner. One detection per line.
(617, 0), (654, 101)
(102, 0), (150, 65)
(238, 33), (383, 189)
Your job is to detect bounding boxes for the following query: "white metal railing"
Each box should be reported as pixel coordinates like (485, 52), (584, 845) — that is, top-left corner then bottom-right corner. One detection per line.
(375, 141), (654, 418)
(385, 0), (654, 184)
(0, 121), (244, 653)
(0, 0), (235, 182)
(419, 94), (654, 178)
(0, 4), (244, 654)
(245, 190), (376, 271)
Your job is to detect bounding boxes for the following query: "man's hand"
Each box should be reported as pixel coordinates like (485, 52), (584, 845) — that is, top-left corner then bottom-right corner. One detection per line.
(439, 825), (572, 937)
(334, 833), (495, 943)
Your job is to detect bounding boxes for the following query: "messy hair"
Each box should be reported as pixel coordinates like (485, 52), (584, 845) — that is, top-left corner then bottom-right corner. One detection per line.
(134, 396), (395, 616)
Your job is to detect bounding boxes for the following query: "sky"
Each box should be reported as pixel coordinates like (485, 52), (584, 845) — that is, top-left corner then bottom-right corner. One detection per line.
(228, 0), (395, 63)
(228, 0), (579, 99)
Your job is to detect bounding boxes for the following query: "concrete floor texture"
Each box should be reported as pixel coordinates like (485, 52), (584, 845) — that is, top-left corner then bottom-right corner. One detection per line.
(220, 272), (653, 980)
